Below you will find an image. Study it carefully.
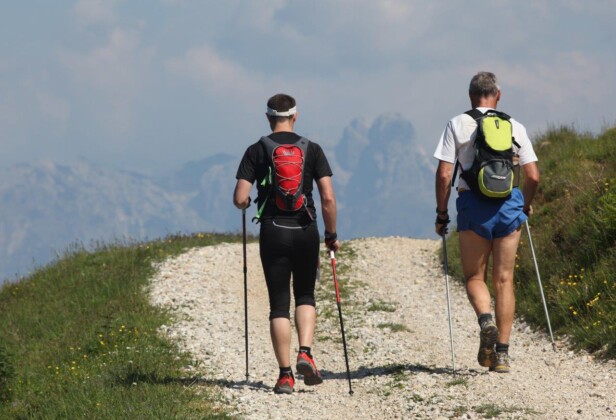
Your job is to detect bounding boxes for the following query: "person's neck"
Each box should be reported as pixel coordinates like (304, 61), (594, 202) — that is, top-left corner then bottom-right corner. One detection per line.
(272, 124), (294, 133)
(471, 96), (498, 109)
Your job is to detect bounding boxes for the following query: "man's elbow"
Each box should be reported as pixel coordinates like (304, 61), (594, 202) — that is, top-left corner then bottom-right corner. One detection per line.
(436, 164), (453, 185)
(530, 171), (540, 184)
(233, 193), (248, 209)
(436, 172), (451, 186)
(321, 194), (336, 209)
(524, 165), (541, 185)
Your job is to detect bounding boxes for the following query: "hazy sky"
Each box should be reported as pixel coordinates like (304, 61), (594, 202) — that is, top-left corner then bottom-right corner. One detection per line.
(1, 0), (615, 175)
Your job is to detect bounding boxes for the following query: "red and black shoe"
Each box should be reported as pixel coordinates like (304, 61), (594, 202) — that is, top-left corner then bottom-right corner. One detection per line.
(273, 373), (294, 394)
(296, 352), (323, 386)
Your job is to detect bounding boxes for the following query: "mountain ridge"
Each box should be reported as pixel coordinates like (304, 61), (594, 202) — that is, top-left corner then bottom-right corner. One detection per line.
(0, 114), (436, 281)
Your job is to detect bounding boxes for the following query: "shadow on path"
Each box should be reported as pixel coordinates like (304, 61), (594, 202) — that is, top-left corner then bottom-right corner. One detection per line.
(116, 362), (484, 393)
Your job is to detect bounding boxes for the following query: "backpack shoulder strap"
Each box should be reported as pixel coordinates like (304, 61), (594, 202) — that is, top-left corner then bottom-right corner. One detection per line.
(487, 109), (511, 120)
(452, 110), (484, 188)
(296, 137), (310, 153)
(465, 108), (512, 121)
(295, 137), (310, 185)
(260, 135), (311, 155)
(252, 136), (276, 224)
(259, 136), (277, 163)
(451, 160), (460, 188)
(465, 108), (484, 120)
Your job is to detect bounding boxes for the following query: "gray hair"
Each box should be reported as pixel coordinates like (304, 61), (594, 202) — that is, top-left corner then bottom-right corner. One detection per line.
(469, 71), (500, 97)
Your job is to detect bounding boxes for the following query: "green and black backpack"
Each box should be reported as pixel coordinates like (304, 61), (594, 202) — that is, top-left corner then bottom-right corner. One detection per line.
(453, 108), (521, 199)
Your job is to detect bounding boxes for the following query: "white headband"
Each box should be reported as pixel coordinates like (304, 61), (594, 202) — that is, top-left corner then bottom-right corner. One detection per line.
(266, 106), (297, 117)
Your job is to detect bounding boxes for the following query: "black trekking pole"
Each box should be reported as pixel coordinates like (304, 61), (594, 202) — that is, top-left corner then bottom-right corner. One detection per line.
(329, 250), (353, 395)
(242, 208), (249, 380)
(524, 221), (557, 352)
(441, 234), (456, 375)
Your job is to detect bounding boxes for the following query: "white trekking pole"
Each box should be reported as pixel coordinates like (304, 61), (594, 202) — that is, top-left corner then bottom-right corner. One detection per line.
(242, 208), (249, 379)
(441, 234), (456, 374)
(525, 221), (557, 351)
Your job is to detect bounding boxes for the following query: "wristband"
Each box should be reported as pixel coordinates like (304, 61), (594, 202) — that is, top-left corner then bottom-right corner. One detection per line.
(436, 208), (448, 215)
(435, 215), (450, 225)
(324, 231), (338, 242)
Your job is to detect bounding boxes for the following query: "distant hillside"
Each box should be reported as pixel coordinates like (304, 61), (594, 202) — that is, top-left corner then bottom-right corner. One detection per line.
(0, 160), (206, 281)
(0, 114), (435, 281)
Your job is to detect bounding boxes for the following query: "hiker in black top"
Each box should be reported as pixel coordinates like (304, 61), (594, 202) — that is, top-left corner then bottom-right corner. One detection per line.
(233, 93), (341, 394)
(235, 132), (332, 225)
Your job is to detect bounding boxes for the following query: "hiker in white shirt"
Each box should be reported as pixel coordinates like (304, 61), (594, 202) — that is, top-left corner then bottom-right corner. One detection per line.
(433, 72), (540, 373)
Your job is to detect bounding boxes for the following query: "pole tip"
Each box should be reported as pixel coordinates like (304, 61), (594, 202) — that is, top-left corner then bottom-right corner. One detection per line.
(349, 390), (354, 396)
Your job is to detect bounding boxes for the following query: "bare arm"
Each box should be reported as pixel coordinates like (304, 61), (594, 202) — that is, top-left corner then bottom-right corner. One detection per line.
(435, 160), (454, 235)
(316, 176), (340, 251)
(521, 161), (540, 215)
(233, 179), (253, 209)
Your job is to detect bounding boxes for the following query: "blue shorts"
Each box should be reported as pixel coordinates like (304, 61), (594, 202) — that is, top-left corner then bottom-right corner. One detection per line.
(456, 188), (527, 240)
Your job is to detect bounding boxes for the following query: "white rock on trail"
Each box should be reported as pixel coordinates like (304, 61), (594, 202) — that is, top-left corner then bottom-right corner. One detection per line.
(148, 237), (615, 419)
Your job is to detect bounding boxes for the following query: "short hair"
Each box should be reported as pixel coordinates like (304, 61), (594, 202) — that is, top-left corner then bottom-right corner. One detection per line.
(267, 93), (295, 122)
(469, 72), (500, 97)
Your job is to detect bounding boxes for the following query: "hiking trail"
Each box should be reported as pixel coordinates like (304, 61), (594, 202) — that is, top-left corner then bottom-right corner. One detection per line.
(149, 237), (615, 419)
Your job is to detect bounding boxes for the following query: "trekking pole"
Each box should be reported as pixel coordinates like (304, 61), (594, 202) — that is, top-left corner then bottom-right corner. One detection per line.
(242, 208), (249, 380)
(524, 220), (557, 352)
(441, 234), (456, 375)
(329, 250), (353, 395)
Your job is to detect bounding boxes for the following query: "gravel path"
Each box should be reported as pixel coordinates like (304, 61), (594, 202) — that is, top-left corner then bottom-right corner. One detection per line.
(149, 237), (615, 419)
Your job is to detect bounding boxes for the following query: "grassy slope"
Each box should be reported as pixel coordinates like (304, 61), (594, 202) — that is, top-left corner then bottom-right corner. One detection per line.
(446, 126), (616, 358)
(0, 233), (245, 418)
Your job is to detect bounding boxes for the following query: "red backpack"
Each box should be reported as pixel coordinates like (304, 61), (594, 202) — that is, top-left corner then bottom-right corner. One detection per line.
(254, 136), (311, 221)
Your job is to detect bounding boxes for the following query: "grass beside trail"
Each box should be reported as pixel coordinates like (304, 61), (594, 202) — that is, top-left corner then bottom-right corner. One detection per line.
(0, 232), (248, 418)
(446, 126), (616, 359)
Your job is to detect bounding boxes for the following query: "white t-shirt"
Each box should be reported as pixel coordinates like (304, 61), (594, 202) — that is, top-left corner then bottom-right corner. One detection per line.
(433, 107), (538, 191)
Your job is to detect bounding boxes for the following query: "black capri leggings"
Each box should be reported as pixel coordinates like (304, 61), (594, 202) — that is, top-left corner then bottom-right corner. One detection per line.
(259, 219), (320, 320)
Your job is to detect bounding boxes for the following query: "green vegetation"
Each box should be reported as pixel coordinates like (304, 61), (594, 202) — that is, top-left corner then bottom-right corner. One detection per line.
(376, 322), (410, 333)
(451, 405), (468, 417)
(445, 377), (468, 388)
(446, 126), (616, 358)
(0, 233), (245, 418)
(381, 368), (410, 395)
(315, 246), (364, 323)
(367, 300), (397, 312)
(474, 403), (541, 418)
(474, 403), (508, 418)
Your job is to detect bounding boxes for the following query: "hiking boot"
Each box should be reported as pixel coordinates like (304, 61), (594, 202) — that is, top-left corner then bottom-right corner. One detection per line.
(296, 352), (323, 386)
(477, 320), (498, 367)
(273, 373), (294, 394)
(489, 351), (511, 373)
